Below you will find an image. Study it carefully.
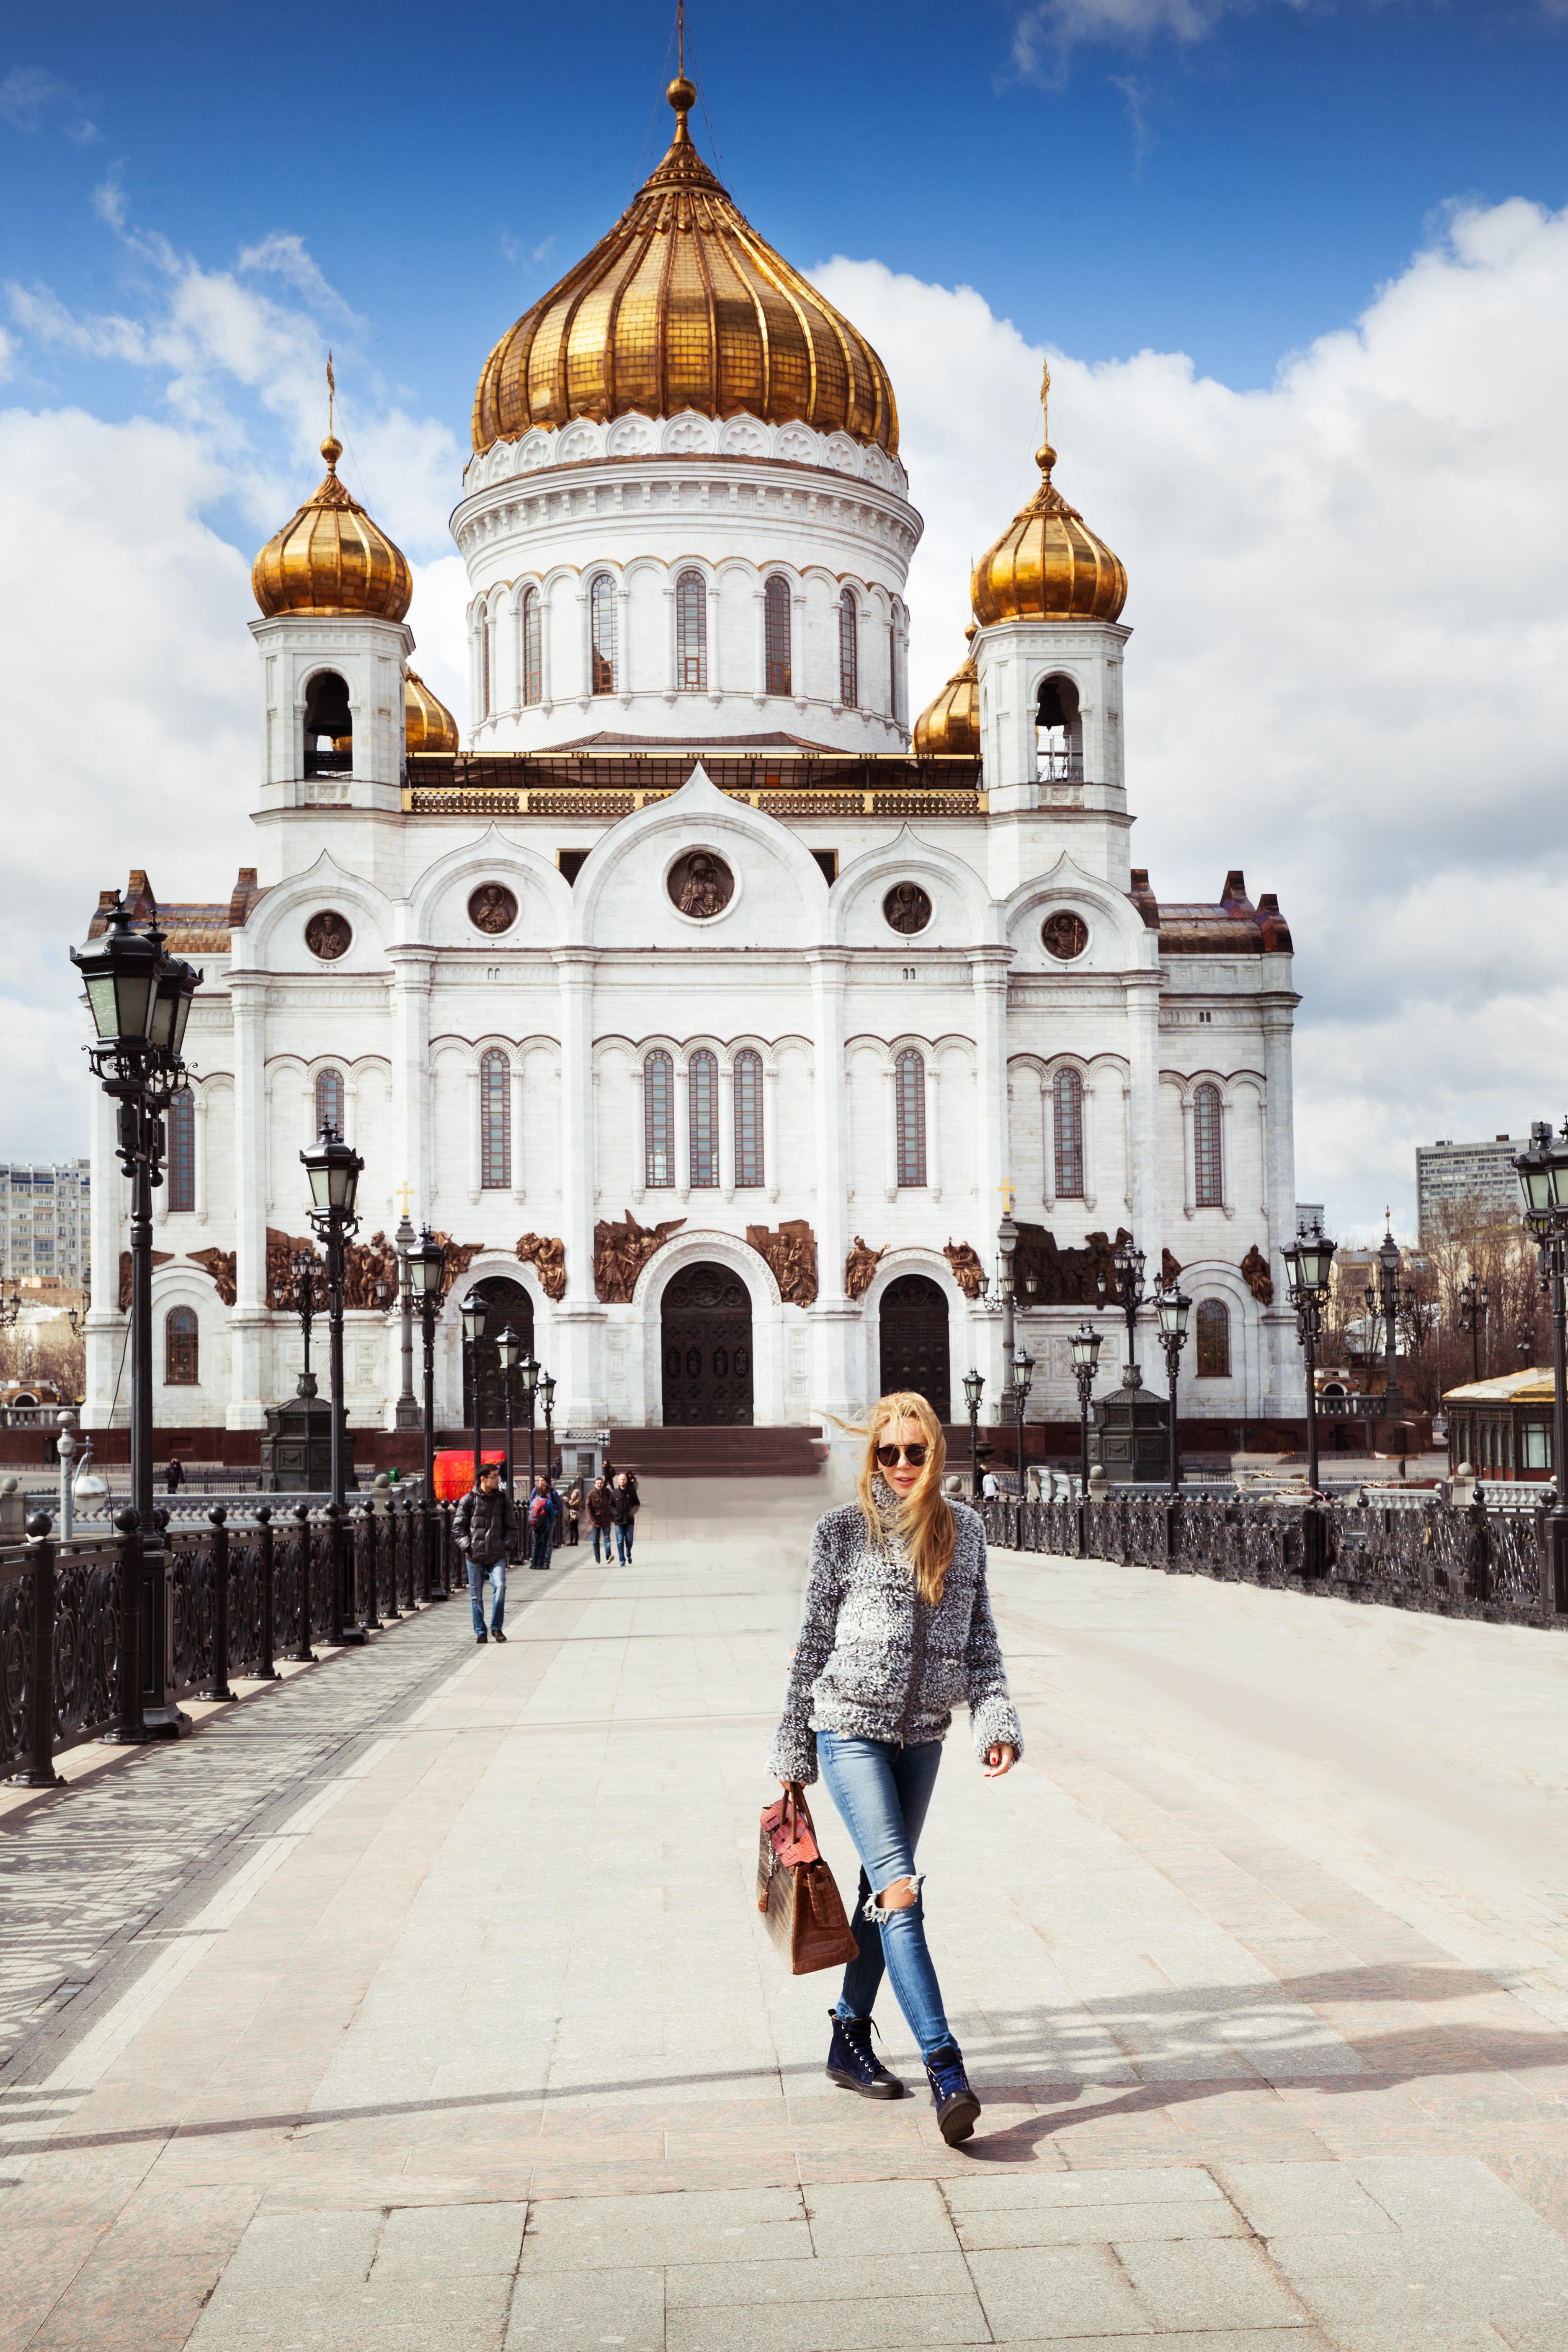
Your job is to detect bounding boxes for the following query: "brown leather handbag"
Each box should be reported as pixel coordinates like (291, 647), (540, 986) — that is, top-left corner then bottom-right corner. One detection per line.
(756, 1787), (860, 1975)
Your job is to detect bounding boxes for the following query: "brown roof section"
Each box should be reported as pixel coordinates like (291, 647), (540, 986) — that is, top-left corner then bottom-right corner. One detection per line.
(87, 869), (266, 956)
(1127, 868), (1294, 957)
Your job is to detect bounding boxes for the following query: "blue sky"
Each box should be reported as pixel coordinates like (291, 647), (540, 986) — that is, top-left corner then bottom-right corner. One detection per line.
(3, 0), (1568, 1233)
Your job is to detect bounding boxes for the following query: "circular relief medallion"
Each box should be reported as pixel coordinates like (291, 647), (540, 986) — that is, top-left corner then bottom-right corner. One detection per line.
(883, 882), (933, 936)
(667, 851), (735, 920)
(305, 910), (352, 961)
(468, 883), (518, 936)
(1042, 910), (1089, 961)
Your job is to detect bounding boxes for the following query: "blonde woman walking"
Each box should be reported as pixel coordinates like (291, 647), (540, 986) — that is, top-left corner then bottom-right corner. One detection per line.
(769, 1391), (1021, 2144)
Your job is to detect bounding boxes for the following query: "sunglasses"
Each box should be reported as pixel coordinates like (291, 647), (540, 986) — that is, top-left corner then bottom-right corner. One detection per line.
(875, 1443), (929, 1468)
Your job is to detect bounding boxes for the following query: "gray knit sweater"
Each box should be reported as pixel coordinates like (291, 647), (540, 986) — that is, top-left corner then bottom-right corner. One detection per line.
(768, 1485), (1023, 1784)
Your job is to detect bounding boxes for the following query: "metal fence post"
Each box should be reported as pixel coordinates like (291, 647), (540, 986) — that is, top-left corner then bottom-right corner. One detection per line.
(359, 1502), (381, 1632)
(198, 1507), (234, 1702)
(102, 1508), (150, 1745)
(11, 1514), (64, 1787)
(292, 1503), (316, 1663)
(255, 1505), (279, 1679)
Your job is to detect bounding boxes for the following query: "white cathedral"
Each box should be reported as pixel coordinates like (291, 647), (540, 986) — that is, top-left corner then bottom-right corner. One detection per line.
(83, 73), (1301, 1449)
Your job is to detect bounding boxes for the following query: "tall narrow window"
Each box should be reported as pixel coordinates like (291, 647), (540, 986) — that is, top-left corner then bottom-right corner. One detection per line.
(644, 1050), (674, 1187)
(521, 587), (542, 705)
(676, 570), (707, 690)
(167, 1087), (195, 1214)
(1052, 1068), (1085, 1199)
(734, 1050), (764, 1189)
(590, 573), (616, 694)
(689, 1050), (718, 1188)
(895, 1048), (926, 1188)
(1193, 1082), (1224, 1208)
(480, 1050), (511, 1189)
(1196, 1298), (1231, 1377)
(480, 612), (491, 718)
(165, 1305), (199, 1386)
(838, 588), (858, 708)
(314, 1067), (345, 1138)
(888, 614), (903, 724)
(764, 575), (791, 696)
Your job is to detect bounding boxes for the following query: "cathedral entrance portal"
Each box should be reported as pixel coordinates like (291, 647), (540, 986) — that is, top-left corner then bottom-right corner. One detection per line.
(462, 1276), (535, 1436)
(660, 1263), (754, 1426)
(878, 1275), (951, 1423)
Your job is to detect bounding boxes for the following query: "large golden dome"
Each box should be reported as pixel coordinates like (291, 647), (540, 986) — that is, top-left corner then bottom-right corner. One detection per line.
(472, 78), (898, 458)
(971, 367), (1126, 628)
(913, 627), (980, 755)
(252, 437), (413, 622)
(404, 669), (459, 754)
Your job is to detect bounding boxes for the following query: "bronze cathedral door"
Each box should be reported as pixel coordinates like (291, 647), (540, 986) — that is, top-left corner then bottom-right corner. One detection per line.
(660, 1263), (754, 1425)
(877, 1274), (951, 1422)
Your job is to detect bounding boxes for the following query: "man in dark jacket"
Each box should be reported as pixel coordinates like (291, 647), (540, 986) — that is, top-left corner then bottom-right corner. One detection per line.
(454, 1463), (518, 1643)
(612, 1470), (640, 1564)
(527, 1475), (556, 1571)
(585, 1474), (614, 1563)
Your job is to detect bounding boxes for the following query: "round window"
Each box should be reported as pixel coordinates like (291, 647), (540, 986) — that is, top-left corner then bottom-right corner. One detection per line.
(883, 882), (932, 936)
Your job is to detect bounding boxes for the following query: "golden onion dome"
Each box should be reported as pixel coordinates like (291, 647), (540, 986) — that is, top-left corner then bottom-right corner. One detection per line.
(914, 626), (980, 755)
(404, 668), (459, 755)
(252, 436), (413, 622)
(971, 366), (1127, 628)
(472, 77), (897, 457)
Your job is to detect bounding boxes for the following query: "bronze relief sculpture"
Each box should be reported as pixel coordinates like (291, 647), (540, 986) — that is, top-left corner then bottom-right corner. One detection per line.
(668, 851), (734, 919)
(844, 1236), (887, 1300)
(746, 1220), (818, 1307)
(1240, 1243), (1274, 1304)
(516, 1231), (567, 1301)
(942, 1240), (985, 1299)
(305, 910), (352, 960)
(593, 1209), (687, 1304)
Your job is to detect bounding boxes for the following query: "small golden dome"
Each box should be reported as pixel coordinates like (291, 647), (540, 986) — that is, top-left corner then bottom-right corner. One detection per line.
(472, 77), (898, 457)
(404, 668), (459, 755)
(252, 436), (413, 622)
(971, 366), (1126, 628)
(914, 626), (980, 755)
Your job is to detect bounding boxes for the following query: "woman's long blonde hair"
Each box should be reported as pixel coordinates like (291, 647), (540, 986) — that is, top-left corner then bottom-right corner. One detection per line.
(856, 1390), (955, 1606)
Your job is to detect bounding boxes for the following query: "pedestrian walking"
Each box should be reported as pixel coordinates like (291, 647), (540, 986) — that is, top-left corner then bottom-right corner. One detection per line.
(453, 1461), (518, 1644)
(165, 1453), (184, 1495)
(768, 1389), (1021, 2146)
(565, 1479), (583, 1546)
(587, 1474), (614, 1563)
(528, 1475), (554, 1571)
(980, 1467), (998, 1501)
(612, 1469), (639, 1563)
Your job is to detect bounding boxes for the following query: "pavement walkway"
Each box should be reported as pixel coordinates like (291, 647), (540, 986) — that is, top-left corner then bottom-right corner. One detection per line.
(5, 1479), (1568, 2351)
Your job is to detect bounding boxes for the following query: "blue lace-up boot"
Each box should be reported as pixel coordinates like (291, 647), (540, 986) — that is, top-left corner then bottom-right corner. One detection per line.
(925, 2044), (981, 2144)
(825, 2011), (905, 2099)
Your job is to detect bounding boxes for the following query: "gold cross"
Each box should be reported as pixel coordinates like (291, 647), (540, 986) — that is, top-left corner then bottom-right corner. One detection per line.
(998, 1179), (1016, 1215)
(397, 1181), (414, 1215)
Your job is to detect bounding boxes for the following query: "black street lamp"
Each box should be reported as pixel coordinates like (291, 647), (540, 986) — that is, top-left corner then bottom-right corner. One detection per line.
(72, 895), (201, 1742)
(1283, 1218), (1337, 1496)
(1097, 1235), (1147, 1386)
(1012, 1347), (1034, 1493)
(1458, 1274), (1490, 1385)
(496, 1325), (522, 1496)
(290, 1246), (320, 1398)
(1514, 1119), (1568, 1602)
(301, 1122), (366, 1645)
(540, 1369), (557, 1488)
(459, 1289), (490, 1494)
(1363, 1217), (1409, 1413)
(521, 1352), (540, 1489)
(962, 1367), (985, 1498)
(1070, 1323), (1102, 1502)
(1155, 1283), (1192, 1494)
(408, 1227), (447, 1598)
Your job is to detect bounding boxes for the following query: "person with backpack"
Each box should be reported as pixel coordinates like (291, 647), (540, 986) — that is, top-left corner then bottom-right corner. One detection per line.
(612, 1469), (640, 1563)
(528, 1475), (554, 1571)
(586, 1474), (614, 1563)
(453, 1462), (518, 1644)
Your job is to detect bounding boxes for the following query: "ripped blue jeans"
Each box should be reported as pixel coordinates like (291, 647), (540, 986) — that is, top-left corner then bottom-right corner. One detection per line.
(816, 1730), (951, 2061)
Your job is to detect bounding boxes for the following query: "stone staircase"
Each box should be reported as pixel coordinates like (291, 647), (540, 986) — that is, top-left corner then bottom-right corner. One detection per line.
(604, 1425), (828, 1479)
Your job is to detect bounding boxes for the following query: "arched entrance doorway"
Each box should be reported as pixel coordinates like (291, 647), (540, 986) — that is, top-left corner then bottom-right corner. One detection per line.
(661, 1262), (754, 1425)
(462, 1275), (535, 1434)
(878, 1274), (951, 1422)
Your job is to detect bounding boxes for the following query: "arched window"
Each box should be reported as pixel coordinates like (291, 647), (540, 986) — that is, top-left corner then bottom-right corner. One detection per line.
(1052, 1068), (1084, 1199)
(165, 1305), (198, 1386)
(689, 1050), (719, 1188)
(838, 589), (858, 708)
(1196, 1299), (1231, 1378)
(521, 587), (542, 705)
(895, 1048), (926, 1188)
(1193, 1083), (1224, 1208)
(764, 575), (791, 696)
(590, 573), (616, 694)
(734, 1050), (764, 1189)
(314, 1067), (345, 1138)
(303, 670), (351, 778)
(676, 570), (707, 691)
(644, 1050), (674, 1188)
(888, 613), (903, 725)
(167, 1087), (195, 1214)
(479, 612), (491, 719)
(480, 1049), (511, 1189)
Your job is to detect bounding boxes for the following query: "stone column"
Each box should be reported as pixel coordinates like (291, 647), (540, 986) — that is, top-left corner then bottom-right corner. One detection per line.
(1123, 969), (1164, 1297)
(388, 948), (433, 1222)
(1261, 983), (1300, 1414)
(228, 970), (270, 1429)
(806, 950), (858, 1425)
(970, 948), (1012, 1241)
(552, 948), (603, 1423)
(719, 1053), (736, 1201)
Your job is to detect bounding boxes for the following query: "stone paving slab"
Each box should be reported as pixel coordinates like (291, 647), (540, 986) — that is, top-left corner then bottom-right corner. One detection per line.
(7, 1510), (1568, 2347)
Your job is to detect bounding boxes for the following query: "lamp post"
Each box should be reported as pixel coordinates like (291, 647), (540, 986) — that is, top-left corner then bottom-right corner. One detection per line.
(540, 1369), (557, 1488)
(1513, 1119), (1568, 1604)
(521, 1353), (539, 1489)
(392, 1203), (420, 1429)
(289, 1246), (319, 1399)
(72, 894), (201, 1742)
(1458, 1274), (1490, 1386)
(1096, 1235), (1147, 1387)
(997, 1202), (1018, 1412)
(408, 1228), (447, 1598)
(1363, 1217), (1408, 1414)
(1283, 1218), (1337, 1496)
(962, 1368), (984, 1499)
(301, 1122), (366, 1645)
(1155, 1283), (1192, 1494)
(1070, 1322), (1102, 1500)
(1012, 1347), (1034, 1493)
(496, 1325), (522, 1497)
(459, 1289), (489, 1494)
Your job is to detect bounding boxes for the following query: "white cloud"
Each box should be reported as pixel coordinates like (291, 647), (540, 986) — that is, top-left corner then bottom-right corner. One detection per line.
(0, 65), (97, 143)
(237, 232), (360, 321)
(814, 194), (1568, 1229)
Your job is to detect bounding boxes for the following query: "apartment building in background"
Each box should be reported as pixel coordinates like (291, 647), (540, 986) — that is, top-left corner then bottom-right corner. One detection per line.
(1416, 1136), (1522, 1247)
(0, 1162), (92, 1288)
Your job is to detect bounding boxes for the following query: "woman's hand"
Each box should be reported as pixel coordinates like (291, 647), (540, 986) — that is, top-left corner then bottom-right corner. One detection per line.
(983, 1743), (1016, 1779)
